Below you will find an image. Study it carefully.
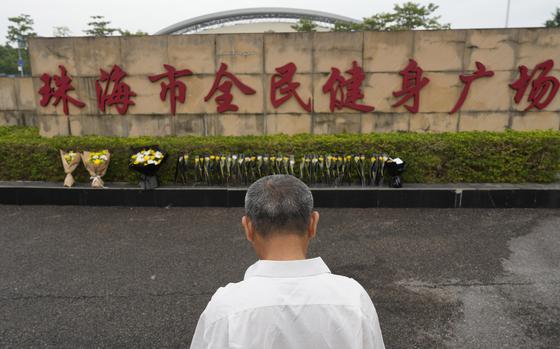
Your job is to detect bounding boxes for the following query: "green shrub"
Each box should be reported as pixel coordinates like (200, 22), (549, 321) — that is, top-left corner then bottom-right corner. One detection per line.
(0, 126), (559, 184)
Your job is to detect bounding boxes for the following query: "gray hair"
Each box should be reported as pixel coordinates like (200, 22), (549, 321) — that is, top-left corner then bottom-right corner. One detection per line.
(245, 175), (314, 237)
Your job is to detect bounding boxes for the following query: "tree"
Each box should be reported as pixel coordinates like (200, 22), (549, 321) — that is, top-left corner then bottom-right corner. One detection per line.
(333, 21), (364, 32)
(83, 16), (148, 36)
(53, 26), (71, 37)
(0, 44), (30, 76)
(291, 17), (318, 32)
(333, 2), (450, 32)
(83, 15), (118, 36)
(4, 14), (35, 75)
(545, 8), (560, 27)
(379, 2), (450, 31)
(6, 14), (36, 47)
(118, 29), (149, 36)
(0, 45), (19, 75)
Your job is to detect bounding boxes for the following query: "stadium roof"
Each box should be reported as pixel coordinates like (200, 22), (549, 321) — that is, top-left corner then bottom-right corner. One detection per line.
(155, 7), (361, 35)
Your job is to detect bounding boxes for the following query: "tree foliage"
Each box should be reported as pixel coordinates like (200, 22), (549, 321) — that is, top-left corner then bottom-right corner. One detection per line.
(333, 21), (364, 32)
(118, 29), (149, 36)
(0, 45), (17, 75)
(291, 17), (318, 32)
(334, 2), (450, 32)
(545, 8), (560, 28)
(53, 26), (71, 37)
(5, 14), (36, 47)
(0, 44), (30, 76)
(83, 15), (148, 36)
(83, 15), (119, 36)
(3, 14), (35, 75)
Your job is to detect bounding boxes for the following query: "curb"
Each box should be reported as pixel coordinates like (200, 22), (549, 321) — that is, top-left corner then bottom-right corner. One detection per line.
(1, 182), (559, 208)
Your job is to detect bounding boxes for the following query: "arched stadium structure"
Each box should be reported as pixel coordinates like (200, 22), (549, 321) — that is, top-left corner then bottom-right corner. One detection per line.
(155, 7), (361, 35)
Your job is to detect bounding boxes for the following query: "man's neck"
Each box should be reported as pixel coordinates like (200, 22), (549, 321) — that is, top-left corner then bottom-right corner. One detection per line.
(254, 233), (308, 261)
(260, 250), (307, 261)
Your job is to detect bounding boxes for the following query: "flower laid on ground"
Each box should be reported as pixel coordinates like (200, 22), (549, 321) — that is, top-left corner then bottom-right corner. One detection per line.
(90, 150), (109, 166)
(129, 146), (167, 189)
(370, 154), (389, 186)
(59, 150), (82, 187)
(82, 150), (111, 188)
(175, 153), (190, 184)
(63, 151), (78, 164)
(385, 157), (406, 188)
(130, 149), (165, 167)
(174, 152), (405, 187)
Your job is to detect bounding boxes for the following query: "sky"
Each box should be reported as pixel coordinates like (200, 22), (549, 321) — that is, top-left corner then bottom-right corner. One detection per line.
(1, 0), (558, 42)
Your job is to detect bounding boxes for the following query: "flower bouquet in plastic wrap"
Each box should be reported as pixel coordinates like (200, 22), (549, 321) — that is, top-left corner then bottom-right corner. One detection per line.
(59, 150), (82, 187)
(129, 146), (167, 190)
(385, 157), (406, 188)
(82, 150), (111, 188)
(370, 154), (389, 187)
(174, 153), (189, 184)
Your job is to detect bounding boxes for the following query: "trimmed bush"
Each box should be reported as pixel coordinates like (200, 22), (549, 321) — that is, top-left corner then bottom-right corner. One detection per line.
(0, 126), (559, 184)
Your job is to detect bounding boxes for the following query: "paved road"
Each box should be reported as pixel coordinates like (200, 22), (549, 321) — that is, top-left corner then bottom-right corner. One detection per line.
(0, 205), (559, 348)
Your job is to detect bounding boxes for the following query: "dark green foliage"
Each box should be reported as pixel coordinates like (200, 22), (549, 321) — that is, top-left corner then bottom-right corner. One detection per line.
(83, 15), (119, 37)
(83, 15), (148, 37)
(545, 8), (560, 28)
(0, 126), (559, 184)
(5, 14), (36, 47)
(117, 29), (149, 36)
(53, 26), (71, 37)
(291, 18), (318, 32)
(333, 2), (450, 32)
(0, 44), (30, 75)
(332, 21), (364, 32)
(2, 14), (35, 75)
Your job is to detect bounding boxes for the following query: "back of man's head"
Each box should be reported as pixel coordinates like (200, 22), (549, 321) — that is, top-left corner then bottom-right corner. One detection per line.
(245, 175), (314, 237)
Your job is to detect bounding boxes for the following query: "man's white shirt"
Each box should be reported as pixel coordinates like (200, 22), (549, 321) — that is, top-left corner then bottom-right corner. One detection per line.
(190, 257), (385, 349)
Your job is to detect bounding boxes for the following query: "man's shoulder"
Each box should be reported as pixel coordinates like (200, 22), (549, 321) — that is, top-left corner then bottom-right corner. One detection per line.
(202, 272), (368, 324)
(199, 279), (257, 324)
(214, 273), (365, 300)
(316, 273), (370, 302)
(322, 272), (366, 291)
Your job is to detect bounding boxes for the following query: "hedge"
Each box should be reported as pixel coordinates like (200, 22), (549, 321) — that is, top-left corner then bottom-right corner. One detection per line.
(0, 126), (559, 184)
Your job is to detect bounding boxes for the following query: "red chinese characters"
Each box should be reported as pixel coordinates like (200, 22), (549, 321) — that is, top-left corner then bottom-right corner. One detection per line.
(38, 65), (85, 115)
(204, 63), (256, 113)
(392, 59), (430, 113)
(450, 62), (494, 114)
(96, 64), (136, 115)
(270, 62), (312, 112)
(149, 64), (193, 115)
(38, 55), (560, 119)
(322, 61), (374, 112)
(509, 59), (559, 111)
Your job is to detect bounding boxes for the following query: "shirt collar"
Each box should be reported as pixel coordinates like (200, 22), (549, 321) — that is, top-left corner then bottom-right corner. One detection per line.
(244, 257), (331, 280)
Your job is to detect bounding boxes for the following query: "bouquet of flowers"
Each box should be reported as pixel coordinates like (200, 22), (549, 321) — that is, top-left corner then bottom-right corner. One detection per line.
(129, 146), (166, 189)
(174, 153), (190, 184)
(60, 150), (82, 187)
(82, 150), (111, 188)
(353, 154), (367, 187)
(385, 157), (406, 188)
(370, 154), (388, 186)
(172, 151), (405, 188)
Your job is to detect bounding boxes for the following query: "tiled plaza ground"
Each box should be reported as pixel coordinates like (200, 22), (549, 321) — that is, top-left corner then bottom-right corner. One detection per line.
(0, 206), (558, 348)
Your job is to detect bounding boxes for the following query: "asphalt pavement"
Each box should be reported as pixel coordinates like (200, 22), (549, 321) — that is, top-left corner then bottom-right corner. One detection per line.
(0, 205), (559, 348)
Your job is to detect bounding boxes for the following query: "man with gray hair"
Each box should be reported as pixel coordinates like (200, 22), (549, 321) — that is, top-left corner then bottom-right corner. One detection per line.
(190, 175), (385, 349)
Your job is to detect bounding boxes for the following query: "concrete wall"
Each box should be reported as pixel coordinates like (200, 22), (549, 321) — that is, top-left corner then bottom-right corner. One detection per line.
(0, 77), (37, 127)
(8, 28), (560, 136)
